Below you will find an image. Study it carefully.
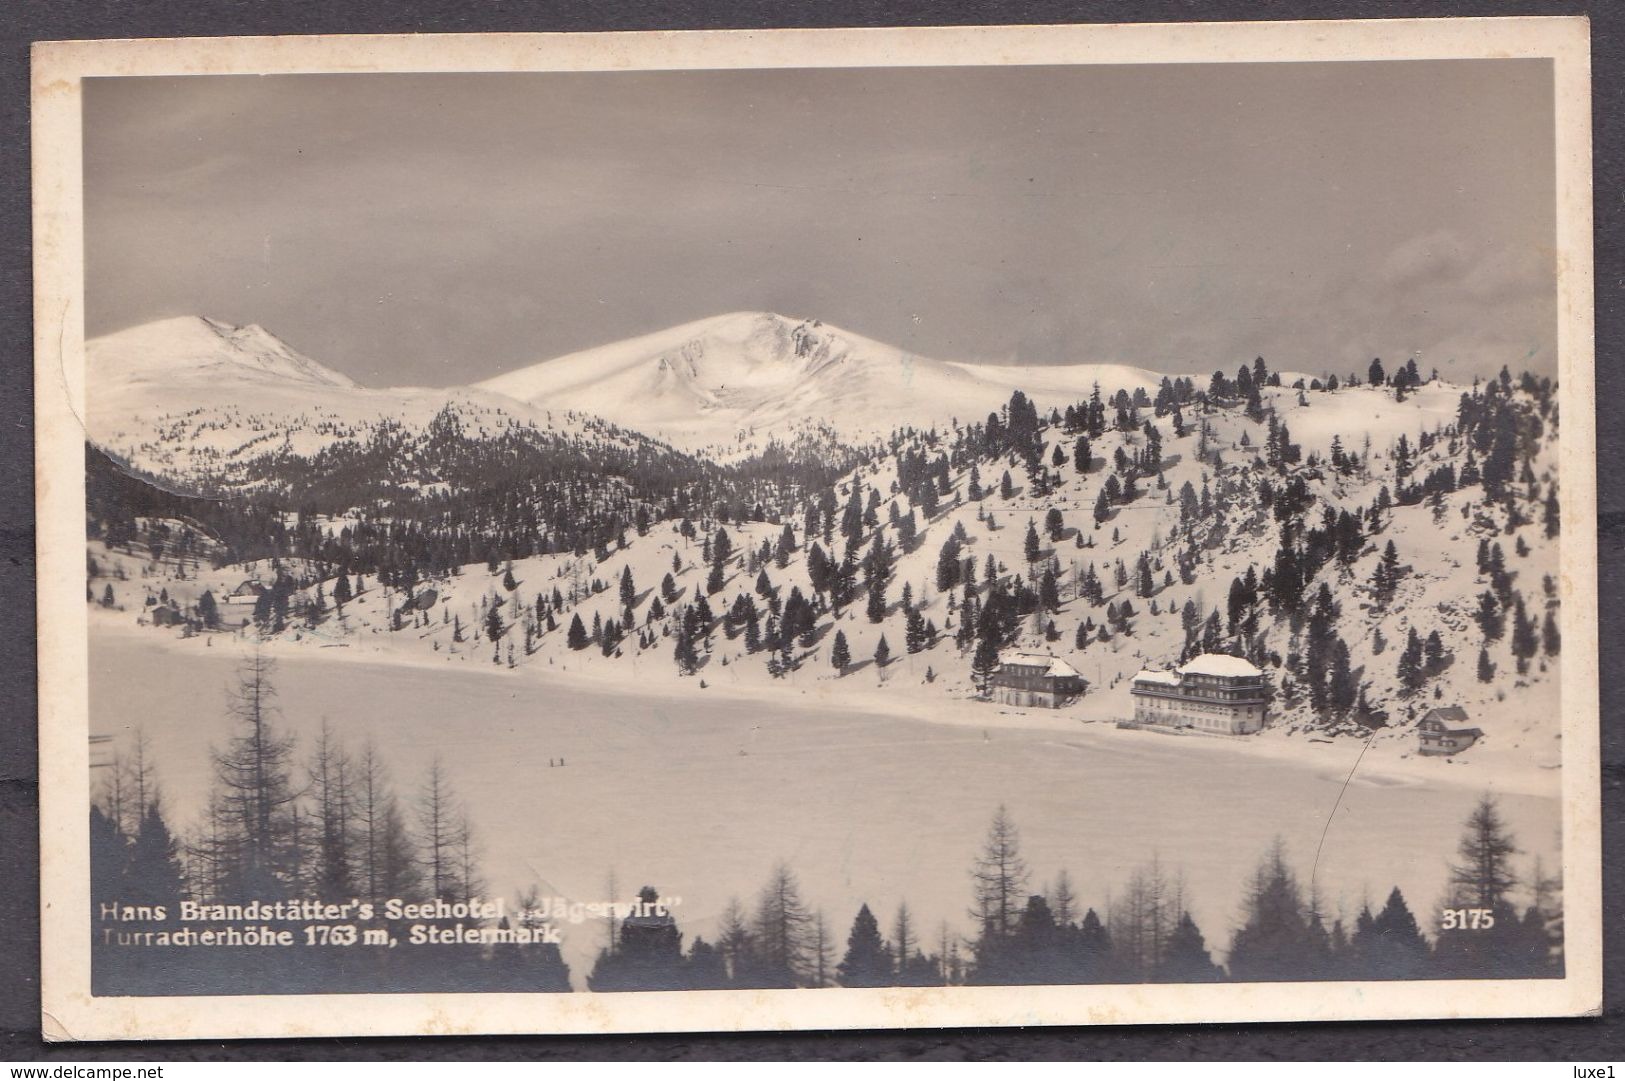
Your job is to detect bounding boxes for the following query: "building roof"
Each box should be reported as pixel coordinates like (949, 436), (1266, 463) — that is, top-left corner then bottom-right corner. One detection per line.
(1177, 653), (1264, 678)
(1423, 706), (1471, 724)
(1131, 669), (1180, 687)
(998, 652), (1081, 679)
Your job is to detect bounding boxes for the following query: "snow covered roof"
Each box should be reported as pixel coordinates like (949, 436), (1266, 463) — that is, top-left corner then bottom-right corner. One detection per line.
(999, 652), (1081, 678)
(1177, 653), (1263, 679)
(1131, 669), (1180, 686)
(1422, 706), (1478, 732)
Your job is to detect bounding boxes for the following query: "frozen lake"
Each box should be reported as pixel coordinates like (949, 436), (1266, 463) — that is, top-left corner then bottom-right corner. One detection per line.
(90, 630), (1563, 985)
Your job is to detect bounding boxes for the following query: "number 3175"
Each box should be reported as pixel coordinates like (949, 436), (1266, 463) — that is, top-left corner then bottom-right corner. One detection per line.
(1441, 907), (1495, 930)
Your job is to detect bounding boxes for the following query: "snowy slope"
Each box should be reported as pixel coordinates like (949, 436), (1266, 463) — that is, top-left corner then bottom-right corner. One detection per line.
(87, 313), (1563, 789)
(478, 311), (1162, 453)
(100, 372), (1563, 798)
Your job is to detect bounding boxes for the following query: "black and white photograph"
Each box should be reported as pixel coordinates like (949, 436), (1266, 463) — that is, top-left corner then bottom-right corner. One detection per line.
(32, 18), (1600, 1040)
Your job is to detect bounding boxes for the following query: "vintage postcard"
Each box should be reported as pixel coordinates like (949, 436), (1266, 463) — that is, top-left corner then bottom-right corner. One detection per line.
(33, 18), (1599, 1041)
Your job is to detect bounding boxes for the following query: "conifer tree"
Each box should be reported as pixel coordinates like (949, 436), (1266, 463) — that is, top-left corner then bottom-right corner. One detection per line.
(970, 805), (1030, 950)
(1435, 795), (1525, 977)
(1328, 637), (1357, 714)
(836, 903), (894, 987)
(1352, 887), (1430, 980)
(1372, 540), (1401, 604)
(935, 536), (962, 592)
(775, 523), (797, 567)
(674, 611), (701, 675)
(830, 630), (851, 674)
(905, 607), (928, 654)
(1424, 629), (1447, 673)
(751, 862), (813, 987)
(864, 533), (893, 624)
(1137, 553), (1155, 599)
(198, 589), (220, 628)
(971, 637), (1000, 696)
(896, 509), (918, 550)
(1476, 591), (1505, 641)
(1227, 840), (1313, 982)
(866, 578), (887, 624)
(1510, 596), (1539, 674)
(415, 758), (473, 903)
(585, 883), (688, 992)
(355, 738), (420, 908)
(1158, 912), (1223, 982)
(1397, 627), (1425, 692)
(1449, 795), (1518, 912)
(1030, 565), (1055, 612)
(1050, 868), (1079, 928)
(123, 802), (186, 914)
(210, 644), (300, 900)
(307, 720), (358, 902)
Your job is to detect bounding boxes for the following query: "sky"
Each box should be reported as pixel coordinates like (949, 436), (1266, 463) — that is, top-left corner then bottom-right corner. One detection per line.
(83, 61), (1557, 388)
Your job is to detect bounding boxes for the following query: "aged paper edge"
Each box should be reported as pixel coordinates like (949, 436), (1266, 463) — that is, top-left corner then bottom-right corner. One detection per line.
(32, 17), (1600, 1042)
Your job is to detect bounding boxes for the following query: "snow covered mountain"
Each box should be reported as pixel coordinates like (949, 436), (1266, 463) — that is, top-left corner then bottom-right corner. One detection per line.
(478, 311), (1163, 454)
(87, 311), (1168, 483)
(86, 316), (625, 489)
(90, 315), (359, 392)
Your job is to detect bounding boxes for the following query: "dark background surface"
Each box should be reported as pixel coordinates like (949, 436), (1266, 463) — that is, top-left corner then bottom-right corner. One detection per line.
(1, 0), (1619, 1062)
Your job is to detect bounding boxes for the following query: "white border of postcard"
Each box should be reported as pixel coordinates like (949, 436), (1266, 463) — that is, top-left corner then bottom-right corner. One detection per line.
(33, 17), (1599, 1041)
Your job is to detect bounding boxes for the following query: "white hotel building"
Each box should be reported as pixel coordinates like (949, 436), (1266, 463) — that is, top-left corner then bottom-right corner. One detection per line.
(1129, 653), (1269, 735)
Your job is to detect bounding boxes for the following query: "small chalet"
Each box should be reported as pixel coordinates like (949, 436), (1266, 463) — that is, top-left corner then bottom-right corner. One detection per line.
(149, 603), (185, 627)
(1417, 706), (1482, 756)
(225, 580), (266, 606)
(989, 652), (1086, 708)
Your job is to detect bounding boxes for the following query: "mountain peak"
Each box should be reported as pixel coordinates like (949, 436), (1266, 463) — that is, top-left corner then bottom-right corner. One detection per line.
(89, 316), (358, 390)
(475, 312), (1163, 453)
(703, 310), (820, 335)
